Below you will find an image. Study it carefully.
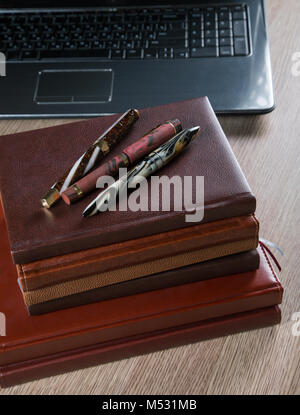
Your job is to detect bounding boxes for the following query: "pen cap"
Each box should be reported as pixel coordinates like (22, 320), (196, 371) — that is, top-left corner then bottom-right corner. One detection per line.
(123, 119), (182, 163)
(157, 126), (200, 154)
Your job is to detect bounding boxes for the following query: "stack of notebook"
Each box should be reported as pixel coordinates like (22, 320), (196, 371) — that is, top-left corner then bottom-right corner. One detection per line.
(0, 97), (283, 386)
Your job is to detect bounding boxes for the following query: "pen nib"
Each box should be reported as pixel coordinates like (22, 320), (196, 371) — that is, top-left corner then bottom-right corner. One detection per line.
(82, 204), (97, 218)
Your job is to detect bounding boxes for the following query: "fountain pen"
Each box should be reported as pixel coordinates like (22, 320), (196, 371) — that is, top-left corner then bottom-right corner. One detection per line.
(82, 126), (200, 218)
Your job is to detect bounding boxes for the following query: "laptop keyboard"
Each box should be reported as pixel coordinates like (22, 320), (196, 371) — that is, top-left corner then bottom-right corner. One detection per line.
(0, 5), (250, 61)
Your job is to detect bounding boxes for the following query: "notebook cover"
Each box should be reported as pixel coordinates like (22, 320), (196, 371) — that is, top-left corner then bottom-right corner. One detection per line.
(18, 215), (259, 292)
(0, 202), (283, 366)
(24, 248), (260, 314)
(0, 306), (281, 388)
(0, 96), (256, 264)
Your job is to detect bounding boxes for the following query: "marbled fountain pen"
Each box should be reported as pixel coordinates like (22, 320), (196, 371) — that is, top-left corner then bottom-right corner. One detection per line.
(40, 108), (139, 208)
(62, 119), (182, 205)
(82, 126), (201, 218)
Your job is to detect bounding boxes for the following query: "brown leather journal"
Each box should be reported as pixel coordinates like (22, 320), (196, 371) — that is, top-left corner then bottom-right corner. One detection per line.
(0, 203), (283, 367)
(18, 214), (259, 292)
(22, 245), (260, 314)
(0, 306), (281, 387)
(0, 97), (255, 263)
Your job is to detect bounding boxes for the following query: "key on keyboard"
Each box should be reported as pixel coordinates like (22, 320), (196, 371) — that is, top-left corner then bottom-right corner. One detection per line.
(0, 4), (250, 61)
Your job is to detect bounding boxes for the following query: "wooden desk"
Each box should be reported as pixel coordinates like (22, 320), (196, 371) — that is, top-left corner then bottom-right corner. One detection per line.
(0, 0), (299, 395)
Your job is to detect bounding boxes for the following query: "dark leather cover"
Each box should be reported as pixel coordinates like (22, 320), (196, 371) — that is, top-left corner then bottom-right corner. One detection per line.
(0, 306), (281, 387)
(0, 97), (256, 263)
(23, 247), (260, 313)
(0, 203), (283, 367)
(18, 215), (259, 291)
(23, 243), (260, 313)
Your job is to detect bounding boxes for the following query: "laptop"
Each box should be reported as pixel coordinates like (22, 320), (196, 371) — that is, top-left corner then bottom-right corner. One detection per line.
(0, 1), (274, 118)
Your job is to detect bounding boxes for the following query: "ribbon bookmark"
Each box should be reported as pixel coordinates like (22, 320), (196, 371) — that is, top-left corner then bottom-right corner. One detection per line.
(259, 238), (284, 272)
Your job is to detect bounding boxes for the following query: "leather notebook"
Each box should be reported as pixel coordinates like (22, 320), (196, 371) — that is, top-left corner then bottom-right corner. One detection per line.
(0, 97), (256, 264)
(0, 204), (283, 367)
(18, 214), (259, 292)
(22, 247), (260, 315)
(0, 306), (281, 387)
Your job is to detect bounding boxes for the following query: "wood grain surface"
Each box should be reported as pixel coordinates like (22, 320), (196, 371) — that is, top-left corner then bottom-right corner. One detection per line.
(0, 0), (299, 395)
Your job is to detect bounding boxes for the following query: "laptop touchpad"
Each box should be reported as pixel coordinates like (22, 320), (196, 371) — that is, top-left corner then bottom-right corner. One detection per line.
(34, 69), (114, 104)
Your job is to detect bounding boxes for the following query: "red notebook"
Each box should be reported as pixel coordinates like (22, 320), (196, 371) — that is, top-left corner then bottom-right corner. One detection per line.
(0, 306), (281, 387)
(0, 202), (283, 368)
